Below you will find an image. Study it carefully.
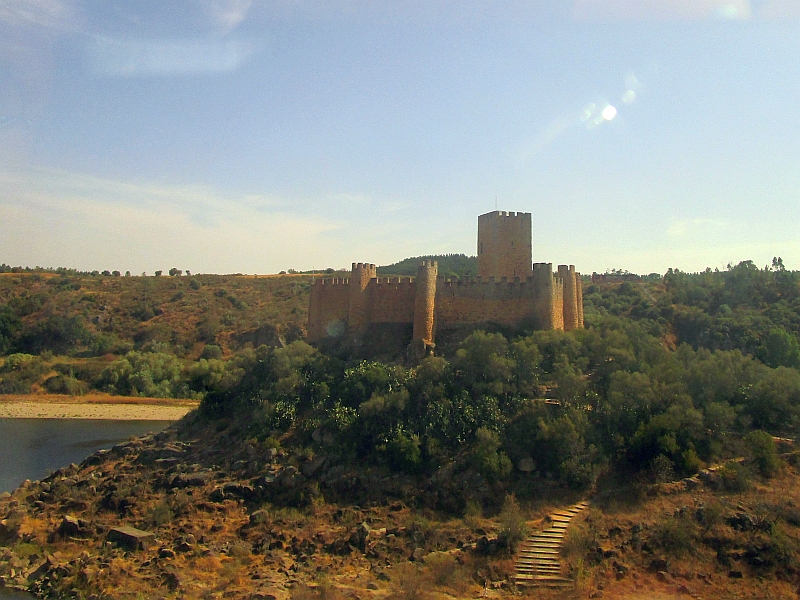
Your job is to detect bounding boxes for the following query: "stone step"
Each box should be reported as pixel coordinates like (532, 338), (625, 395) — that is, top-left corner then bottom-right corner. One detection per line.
(517, 564), (562, 571)
(515, 574), (572, 583)
(517, 558), (560, 565)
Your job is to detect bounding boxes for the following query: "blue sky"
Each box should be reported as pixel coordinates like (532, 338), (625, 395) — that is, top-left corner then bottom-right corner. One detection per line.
(1, 0), (799, 275)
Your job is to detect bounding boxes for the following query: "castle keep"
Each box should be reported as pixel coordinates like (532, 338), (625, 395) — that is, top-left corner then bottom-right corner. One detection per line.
(307, 211), (584, 350)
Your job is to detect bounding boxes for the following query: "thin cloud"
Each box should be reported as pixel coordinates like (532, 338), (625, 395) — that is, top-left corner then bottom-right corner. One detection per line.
(0, 168), (422, 273)
(571, 0), (753, 21)
(89, 36), (257, 77)
(667, 218), (731, 238)
(206, 0), (253, 34)
(0, 0), (72, 30)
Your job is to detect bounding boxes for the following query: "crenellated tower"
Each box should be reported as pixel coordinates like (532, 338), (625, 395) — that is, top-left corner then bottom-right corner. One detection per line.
(348, 262), (376, 334)
(477, 211), (532, 280)
(558, 264), (579, 331)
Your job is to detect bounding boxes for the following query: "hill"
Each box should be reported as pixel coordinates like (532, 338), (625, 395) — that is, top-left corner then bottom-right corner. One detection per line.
(377, 254), (478, 278)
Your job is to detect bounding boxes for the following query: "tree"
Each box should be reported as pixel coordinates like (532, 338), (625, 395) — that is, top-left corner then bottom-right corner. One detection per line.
(169, 268), (182, 277)
(154, 270), (162, 277)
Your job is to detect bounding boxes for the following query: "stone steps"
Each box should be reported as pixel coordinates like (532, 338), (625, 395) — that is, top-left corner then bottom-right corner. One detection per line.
(514, 501), (590, 589)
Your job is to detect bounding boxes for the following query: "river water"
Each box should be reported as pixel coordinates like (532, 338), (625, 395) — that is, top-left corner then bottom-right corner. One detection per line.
(0, 419), (172, 494)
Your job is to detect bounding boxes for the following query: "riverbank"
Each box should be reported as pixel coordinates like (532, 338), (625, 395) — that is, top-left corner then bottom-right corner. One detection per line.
(0, 394), (198, 420)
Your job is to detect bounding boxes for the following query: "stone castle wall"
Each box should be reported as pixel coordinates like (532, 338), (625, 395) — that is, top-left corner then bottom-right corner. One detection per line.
(307, 211), (584, 346)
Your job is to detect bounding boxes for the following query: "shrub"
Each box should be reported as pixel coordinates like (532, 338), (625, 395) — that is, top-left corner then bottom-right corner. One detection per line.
(463, 500), (482, 529)
(746, 430), (781, 478)
(649, 513), (697, 557)
(43, 374), (88, 395)
(718, 461), (751, 492)
(498, 494), (528, 552)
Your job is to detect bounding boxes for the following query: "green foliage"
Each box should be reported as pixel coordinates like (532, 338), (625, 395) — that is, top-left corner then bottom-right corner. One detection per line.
(718, 461), (751, 492)
(649, 513), (697, 557)
(471, 427), (512, 481)
(43, 374), (88, 395)
(99, 351), (185, 397)
(377, 254), (477, 278)
(746, 430), (781, 478)
(497, 494), (528, 552)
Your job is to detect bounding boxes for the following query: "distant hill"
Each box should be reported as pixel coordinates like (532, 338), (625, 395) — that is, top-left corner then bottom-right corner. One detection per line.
(377, 254), (477, 278)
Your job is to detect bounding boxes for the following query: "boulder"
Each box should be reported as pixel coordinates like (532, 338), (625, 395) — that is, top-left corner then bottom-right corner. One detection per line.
(57, 515), (90, 538)
(108, 526), (155, 550)
(517, 458), (535, 472)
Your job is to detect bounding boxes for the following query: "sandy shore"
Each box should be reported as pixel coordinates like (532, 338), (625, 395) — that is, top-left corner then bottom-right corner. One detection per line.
(0, 395), (199, 420)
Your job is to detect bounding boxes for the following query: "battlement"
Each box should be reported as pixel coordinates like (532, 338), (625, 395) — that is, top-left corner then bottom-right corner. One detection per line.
(482, 210), (531, 218)
(373, 277), (414, 285)
(352, 262), (376, 270)
(313, 278), (351, 286)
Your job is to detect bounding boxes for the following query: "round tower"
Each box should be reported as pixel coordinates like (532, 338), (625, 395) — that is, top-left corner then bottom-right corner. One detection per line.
(558, 264), (579, 331)
(348, 262), (376, 333)
(413, 260), (438, 347)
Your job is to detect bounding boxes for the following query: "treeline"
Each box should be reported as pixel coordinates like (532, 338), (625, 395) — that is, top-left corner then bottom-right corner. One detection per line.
(0, 272), (311, 396)
(377, 254), (478, 279)
(200, 321), (799, 491)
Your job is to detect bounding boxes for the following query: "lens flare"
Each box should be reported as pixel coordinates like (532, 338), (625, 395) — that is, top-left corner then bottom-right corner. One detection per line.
(601, 105), (617, 120)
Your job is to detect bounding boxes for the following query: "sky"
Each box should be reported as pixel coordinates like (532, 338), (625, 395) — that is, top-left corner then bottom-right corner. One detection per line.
(1, 0), (799, 276)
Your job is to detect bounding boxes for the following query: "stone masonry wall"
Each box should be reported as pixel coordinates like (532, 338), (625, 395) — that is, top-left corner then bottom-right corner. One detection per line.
(477, 211), (532, 281)
(368, 278), (416, 323)
(307, 279), (350, 341)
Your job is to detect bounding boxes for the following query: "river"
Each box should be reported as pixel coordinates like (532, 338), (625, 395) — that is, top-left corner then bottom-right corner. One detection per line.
(0, 419), (172, 494)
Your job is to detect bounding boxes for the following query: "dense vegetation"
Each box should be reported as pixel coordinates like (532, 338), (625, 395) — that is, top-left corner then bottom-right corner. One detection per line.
(197, 258), (800, 494)
(2, 258), (800, 495)
(377, 254), (478, 278)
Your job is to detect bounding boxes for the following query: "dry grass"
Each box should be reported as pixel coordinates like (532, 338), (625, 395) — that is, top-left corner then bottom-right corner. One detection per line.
(0, 393), (199, 406)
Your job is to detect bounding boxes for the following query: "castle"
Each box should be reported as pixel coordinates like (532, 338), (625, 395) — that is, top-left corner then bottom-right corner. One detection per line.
(307, 211), (584, 353)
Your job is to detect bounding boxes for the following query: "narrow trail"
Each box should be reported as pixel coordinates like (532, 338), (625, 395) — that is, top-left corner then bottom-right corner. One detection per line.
(514, 501), (590, 589)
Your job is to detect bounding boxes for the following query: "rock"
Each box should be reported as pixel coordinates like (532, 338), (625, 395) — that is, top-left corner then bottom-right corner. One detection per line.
(649, 558), (670, 573)
(411, 547), (425, 562)
(108, 526), (155, 550)
(171, 472), (213, 488)
(158, 548), (176, 559)
(728, 570), (743, 579)
(366, 582), (379, 590)
(677, 584), (692, 594)
(0, 519), (20, 544)
(223, 483), (256, 500)
(57, 515), (89, 538)
(516, 458), (535, 472)
(656, 571), (673, 584)
(249, 509), (270, 525)
(161, 571), (180, 591)
(376, 571), (390, 581)
(302, 455), (327, 477)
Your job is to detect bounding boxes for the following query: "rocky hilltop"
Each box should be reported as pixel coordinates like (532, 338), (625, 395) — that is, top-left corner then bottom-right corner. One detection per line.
(0, 412), (519, 599)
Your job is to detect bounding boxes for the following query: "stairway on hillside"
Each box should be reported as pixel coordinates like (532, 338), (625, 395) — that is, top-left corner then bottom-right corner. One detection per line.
(514, 501), (590, 589)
